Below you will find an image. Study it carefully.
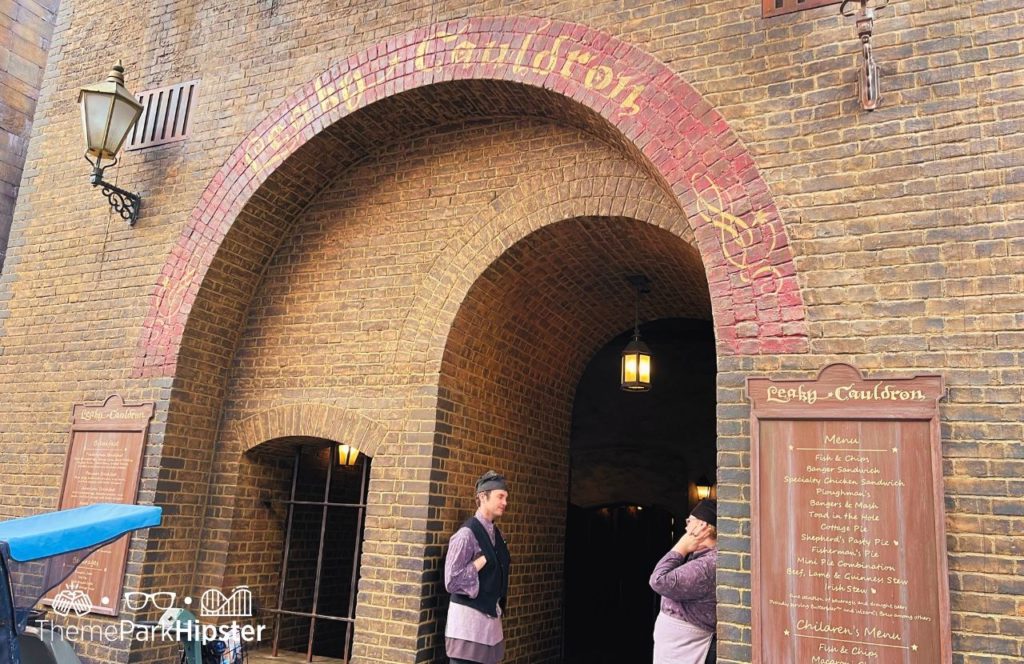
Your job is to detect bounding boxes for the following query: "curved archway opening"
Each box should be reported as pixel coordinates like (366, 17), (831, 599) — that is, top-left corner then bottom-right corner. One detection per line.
(245, 438), (372, 663)
(566, 317), (716, 663)
(148, 78), (660, 610)
(431, 216), (713, 662)
(134, 25), (808, 660)
(172, 106), (699, 664)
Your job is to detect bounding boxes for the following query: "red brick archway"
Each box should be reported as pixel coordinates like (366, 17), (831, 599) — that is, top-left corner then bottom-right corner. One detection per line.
(135, 16), (808, 378)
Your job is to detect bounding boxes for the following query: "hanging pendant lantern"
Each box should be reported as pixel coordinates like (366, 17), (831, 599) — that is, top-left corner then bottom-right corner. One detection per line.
(620, 275), (652, 392)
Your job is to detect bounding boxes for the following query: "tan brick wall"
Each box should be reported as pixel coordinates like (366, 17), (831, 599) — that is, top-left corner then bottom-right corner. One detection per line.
(0, 1), (1020, 663)
(0, 0), (59, 268)
(202, 120), (703, 662)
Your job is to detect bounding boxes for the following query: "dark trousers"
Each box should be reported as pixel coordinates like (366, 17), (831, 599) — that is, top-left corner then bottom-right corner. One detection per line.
(705, 635), (717, 663)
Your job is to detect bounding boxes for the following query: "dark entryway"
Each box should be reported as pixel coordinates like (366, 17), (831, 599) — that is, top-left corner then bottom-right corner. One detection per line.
(563, 318), (716, 663)
(266, 443), (371, 663)
(564, 503), (673, 663)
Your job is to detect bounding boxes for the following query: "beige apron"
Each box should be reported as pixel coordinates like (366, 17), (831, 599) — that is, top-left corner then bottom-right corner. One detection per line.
(653, 611), (714, 664)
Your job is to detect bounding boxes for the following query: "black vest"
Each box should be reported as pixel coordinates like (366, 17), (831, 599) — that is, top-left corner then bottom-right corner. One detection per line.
(449, 517), (510, 618)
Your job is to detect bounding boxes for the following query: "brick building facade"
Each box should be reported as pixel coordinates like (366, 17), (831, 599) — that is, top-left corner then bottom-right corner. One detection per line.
(0, 0), (60, 269)
(0, 1), (1021, 663)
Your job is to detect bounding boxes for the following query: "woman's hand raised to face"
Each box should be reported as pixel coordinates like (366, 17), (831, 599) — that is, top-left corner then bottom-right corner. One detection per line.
(671, 519), (711, 556)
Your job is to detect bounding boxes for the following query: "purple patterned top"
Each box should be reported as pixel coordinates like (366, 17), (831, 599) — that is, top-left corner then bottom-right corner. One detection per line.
(649, 547), (718, 633)
(444, 511), (504, 661)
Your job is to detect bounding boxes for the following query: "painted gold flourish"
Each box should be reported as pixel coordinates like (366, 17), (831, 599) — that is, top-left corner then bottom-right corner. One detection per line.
(694, 181), (782, 292)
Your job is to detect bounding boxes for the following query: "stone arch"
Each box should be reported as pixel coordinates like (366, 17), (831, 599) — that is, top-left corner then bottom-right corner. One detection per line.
(425, 213), (715, 662)
(135, 16), (808, 378)
(191, 403), (387, 592)
(394, 157), (706, 372)
(238, 403), (387, 459)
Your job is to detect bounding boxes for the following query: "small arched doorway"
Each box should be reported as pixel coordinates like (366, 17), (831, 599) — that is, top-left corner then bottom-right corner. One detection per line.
(247, 438), (371, 663)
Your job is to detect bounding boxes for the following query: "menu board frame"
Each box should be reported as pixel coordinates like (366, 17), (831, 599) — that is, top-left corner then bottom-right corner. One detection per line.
(50, 395), (155, 616)
(747, 363), (951, 664)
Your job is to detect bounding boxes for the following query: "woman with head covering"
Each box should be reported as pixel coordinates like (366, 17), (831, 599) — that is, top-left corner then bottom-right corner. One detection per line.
(649, 499), (718, 664)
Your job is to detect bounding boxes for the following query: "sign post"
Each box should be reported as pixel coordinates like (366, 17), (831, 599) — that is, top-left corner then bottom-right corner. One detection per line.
(748, 363), (951, 663)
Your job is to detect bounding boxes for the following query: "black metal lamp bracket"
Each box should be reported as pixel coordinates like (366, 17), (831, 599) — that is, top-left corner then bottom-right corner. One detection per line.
(841, 0), (888, 111)
(89, 162), (141, 226)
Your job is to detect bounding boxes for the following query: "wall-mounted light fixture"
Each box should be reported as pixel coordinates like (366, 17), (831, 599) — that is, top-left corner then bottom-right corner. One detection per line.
(695, 474), (714, 501)
(620, 274), (652, 392)
(840, 0), (888, 111)
(336, 443), (360, 466)
(78, 61), (144, 225)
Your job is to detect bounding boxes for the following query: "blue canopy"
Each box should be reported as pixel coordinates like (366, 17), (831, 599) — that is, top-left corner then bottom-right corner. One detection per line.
(0, 504), (161, 562)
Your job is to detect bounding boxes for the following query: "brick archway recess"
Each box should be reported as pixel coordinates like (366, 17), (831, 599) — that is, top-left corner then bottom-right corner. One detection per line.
(237, 404), (387, 459)
(134, 16), (808, 378)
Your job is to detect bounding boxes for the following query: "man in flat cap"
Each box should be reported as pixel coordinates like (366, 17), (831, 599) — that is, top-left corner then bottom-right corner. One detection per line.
(444, 470), (511, 664)
(649, 499), (718, 663)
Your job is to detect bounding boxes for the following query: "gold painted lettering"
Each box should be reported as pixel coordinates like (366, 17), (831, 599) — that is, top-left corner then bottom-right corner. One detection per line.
(159, 264), (198, 318)
(481, 40), (510, 65)
(766, 385), (818, 405)
(435, 27), (467, 69)
(608, 73), (634, 100)
(242, 137), (260, 169)
(265, 124), (286, 152)
(560, 50), (592, 78)
(413, 28), (465, 72)
(510, 34), (535, 74)
(414, 40), (432, 72)
(607, 74), (647, 115)
(341, 70), (366, 112)
(617, 84), (644, 116)
(451, 39), (477, 65)
(584, 64), (614, 91)
(532, 36), (566, 74)
(288, 101), (309, 128)
(315, 77), (341, 114)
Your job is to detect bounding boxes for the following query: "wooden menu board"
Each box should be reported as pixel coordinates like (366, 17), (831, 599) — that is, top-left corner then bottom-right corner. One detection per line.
(747, 364), (950, 664)
(50, 395), (154, 616)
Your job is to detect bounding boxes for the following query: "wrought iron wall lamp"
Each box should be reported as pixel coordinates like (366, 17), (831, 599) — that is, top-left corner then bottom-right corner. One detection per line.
(78, 62), (144, 225)
(841, 0), (889, 111)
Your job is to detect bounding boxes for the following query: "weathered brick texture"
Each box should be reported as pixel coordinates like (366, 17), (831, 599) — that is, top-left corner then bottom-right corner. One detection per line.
(0, 0), (59, 270)
(0, 1), (1021, 663)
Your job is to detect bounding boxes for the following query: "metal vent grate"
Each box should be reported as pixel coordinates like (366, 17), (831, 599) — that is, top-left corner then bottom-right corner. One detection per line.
(126, 80), (199, 150)
(762, 0), (841, 18)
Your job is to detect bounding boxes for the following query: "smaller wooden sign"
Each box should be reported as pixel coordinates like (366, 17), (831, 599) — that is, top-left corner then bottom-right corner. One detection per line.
(748, 364), (951, 664)
(49, 395), (154, 616)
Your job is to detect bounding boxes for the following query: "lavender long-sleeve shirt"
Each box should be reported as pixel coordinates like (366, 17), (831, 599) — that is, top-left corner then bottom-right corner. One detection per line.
(444, 512), (504, 663)
(649, 547), (718, 633)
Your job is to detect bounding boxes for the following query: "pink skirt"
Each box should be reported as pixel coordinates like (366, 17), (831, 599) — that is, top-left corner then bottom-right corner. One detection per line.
(653, 611), (714, 664)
